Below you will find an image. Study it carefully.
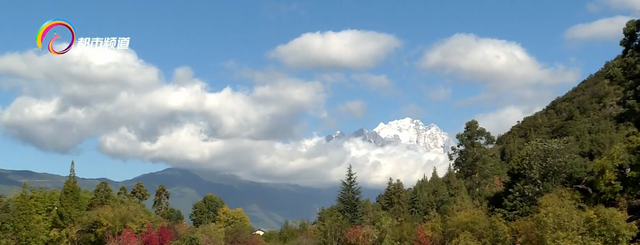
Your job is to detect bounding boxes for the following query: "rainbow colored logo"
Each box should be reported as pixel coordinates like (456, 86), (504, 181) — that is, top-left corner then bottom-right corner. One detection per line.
(36, 18), (76, 55)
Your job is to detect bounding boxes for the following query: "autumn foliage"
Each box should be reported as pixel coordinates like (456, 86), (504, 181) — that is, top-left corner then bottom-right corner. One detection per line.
(105, 227), (138, 245)
(343, 225), (375, 245)
(105, 223), (173, 245)
(414, 226), (433, 245)
(141, 222), (173, 245)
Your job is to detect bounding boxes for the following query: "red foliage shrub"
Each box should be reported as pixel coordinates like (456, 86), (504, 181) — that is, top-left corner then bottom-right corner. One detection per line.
(140, 222), (174, 245)
(111, 223), (174, 245)
(157, 225), (173, 245)
(414, 226), (433, 245)
(141, 223), (159, 245)
(119, 227), (139, 245)
(343, 225), (375, 245)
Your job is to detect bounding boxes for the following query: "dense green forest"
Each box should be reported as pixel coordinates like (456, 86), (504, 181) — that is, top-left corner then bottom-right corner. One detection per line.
(3, 19), (640, 245)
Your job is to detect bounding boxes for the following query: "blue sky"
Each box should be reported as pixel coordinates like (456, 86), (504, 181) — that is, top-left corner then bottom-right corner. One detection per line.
(0, 0), (636, 187)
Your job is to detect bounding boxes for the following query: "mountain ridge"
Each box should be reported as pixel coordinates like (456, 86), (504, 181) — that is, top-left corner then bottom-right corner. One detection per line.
(326, 117), (454, 153)
(0, 166), (382, 229)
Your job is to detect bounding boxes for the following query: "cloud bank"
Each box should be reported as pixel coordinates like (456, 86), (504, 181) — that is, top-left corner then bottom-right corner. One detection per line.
(419, 33), (580, 135)
(419, 33), (579, 88)
(564, 15), (633, 41)
(268, 30), (402, 70)
(0, 29), (584, 186)
(0, 45), (448, 188)
(587, 0), (640, 12)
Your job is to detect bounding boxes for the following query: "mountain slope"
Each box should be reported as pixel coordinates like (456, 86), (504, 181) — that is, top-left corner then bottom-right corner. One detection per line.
(0, 167), (381, 229)
(493, 43), (640, 223)
(495, 58), (626, 163)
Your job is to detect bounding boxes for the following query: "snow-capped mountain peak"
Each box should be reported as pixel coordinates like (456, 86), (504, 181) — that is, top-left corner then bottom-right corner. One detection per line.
(373, 117), (451, 153)
(325, 130), (346, 141)
(325, 117), (453, 153)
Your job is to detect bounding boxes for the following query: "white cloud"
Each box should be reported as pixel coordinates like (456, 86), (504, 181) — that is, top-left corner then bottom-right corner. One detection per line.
(564, 15), (633, 41)
(337, 100), (367, 119)
(268, 30), (402, 70)
(0, 45), (449, 188)
(418, 33), (575, 135)
(474, 105), (542, 136)
(0, 45), (325, 153)
(587, 0), (640, 12)
(100, 127), (450, 188)
(418, 33), (580, 89)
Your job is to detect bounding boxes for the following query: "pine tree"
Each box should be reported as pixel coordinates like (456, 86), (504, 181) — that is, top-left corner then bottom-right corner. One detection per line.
(57, 161), (82, 226)
(131, 182), (150, 204)
(442, 165), (473, 215)
(377, 178), (409, 221)
(153, 184), (170, 217)
(376, 178), (395, 211)
(12, 183), (47, 244)
(89, 181), (114, 209)
(409, 175), (433, 220)
(117, 186), (130, 200)
(0, 194), (12, 243)
(336, 164), (363, 225)
(408, 186), (422, 217)
(429, 168), (450, 213)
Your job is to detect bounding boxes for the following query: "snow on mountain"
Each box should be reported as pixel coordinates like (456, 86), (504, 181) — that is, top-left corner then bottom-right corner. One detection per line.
(325, 131), (346, 141)
(351, 128), (388, 146)
(374, 117), (452, 153)
(326, 117), (454, 154)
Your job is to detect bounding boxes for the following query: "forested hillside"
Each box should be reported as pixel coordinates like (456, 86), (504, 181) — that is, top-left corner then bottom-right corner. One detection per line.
(2, 19), (640, 245)
(0, 167), (380, 229)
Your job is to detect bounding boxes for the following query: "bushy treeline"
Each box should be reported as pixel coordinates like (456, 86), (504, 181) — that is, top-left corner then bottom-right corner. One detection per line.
(0, 161), (264, 245)
(261, 136), (636, 245)
(1, 152), (637, 245)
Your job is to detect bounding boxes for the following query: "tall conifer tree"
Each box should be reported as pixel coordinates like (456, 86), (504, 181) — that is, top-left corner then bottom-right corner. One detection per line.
(153, 184), (170, 217)
(336, 164), (363, 225)
(57, 161), (82, 225)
